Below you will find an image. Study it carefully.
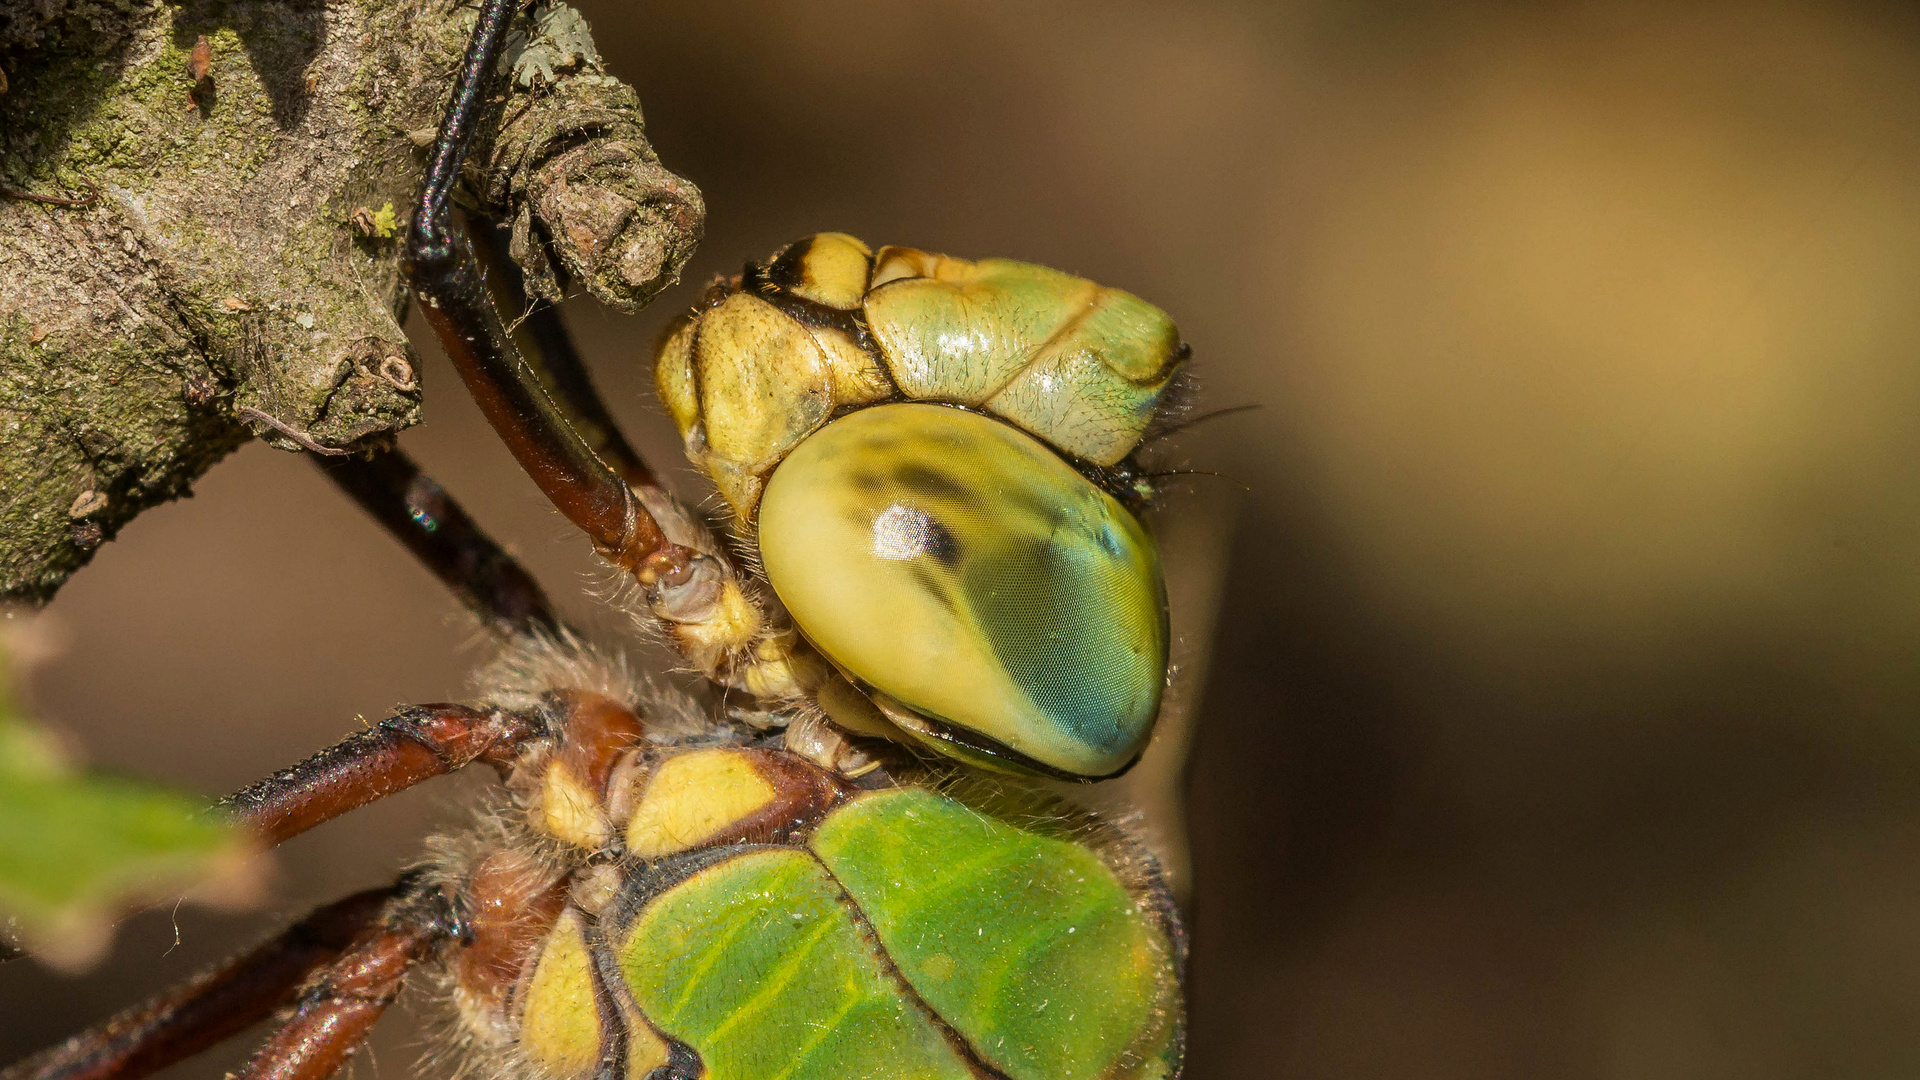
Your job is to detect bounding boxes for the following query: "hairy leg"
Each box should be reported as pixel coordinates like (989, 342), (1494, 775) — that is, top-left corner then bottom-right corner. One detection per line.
(220, 703), (546, 846)
(230, 882), (455, 1080)
(0, 887), (399, 1080)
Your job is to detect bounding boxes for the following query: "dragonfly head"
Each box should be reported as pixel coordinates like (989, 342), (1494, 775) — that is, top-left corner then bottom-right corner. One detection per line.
(654, 234), (1187, 779)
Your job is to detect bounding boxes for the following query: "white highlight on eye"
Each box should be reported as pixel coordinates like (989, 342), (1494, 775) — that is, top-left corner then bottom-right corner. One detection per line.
(871, 503), (938, 561)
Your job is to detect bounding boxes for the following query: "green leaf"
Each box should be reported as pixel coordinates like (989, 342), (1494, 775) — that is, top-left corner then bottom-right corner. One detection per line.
(0, 622), (263, 971)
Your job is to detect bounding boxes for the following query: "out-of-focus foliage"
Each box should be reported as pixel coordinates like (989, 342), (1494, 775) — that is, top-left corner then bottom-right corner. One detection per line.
(0, 624), (261, 972)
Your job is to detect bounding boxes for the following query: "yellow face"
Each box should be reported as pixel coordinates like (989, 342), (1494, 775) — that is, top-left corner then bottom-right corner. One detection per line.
(757, 403), (1168, 778)
(654, 233), (1187, 523)
(658, 234), (1186, 777)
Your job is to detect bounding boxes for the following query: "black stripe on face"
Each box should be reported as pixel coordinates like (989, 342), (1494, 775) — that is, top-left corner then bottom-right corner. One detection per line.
(740, 243), (887, 355)
(764, 236), (814, 292)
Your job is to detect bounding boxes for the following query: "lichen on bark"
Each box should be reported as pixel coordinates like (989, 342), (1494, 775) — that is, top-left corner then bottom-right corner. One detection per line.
(0, 0), (703, 603)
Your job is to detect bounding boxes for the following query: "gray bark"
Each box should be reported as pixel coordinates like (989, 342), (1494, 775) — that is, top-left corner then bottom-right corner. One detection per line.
(0, 0), (702, 602)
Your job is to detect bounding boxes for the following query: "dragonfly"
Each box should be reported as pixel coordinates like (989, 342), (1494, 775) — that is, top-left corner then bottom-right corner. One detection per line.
(2, 2), (1197, 1078)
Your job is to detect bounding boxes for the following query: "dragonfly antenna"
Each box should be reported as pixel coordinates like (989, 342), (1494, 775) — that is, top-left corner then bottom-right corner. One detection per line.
(1143, 402), (1261, 445)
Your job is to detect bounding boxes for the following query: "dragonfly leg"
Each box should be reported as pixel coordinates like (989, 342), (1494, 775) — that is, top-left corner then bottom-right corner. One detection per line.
(404, 0), (686, 579)
(220, 703), (547, 847)
(470, 223), (659, 490)
(402, 1), (781, 694)
(316, 449), (563, 639)
(0, 886), (399, 1080)
(230, 880), (455, 1080)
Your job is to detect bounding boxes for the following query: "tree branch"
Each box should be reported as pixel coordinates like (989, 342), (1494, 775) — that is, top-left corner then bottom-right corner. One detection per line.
(0, 0), (701, 602)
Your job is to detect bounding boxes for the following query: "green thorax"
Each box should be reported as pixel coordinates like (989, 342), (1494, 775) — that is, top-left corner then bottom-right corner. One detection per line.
(515, 749), (1184, 1080)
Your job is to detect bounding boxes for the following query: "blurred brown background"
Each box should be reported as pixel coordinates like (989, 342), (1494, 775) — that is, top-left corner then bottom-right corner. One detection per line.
(8, 0), (1920, 1076)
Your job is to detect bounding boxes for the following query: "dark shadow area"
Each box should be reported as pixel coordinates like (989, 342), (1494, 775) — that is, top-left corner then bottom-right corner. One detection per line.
(171, 0), (327, 130)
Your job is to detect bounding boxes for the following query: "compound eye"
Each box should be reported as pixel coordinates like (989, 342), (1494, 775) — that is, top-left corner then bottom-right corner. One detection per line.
(756, 402), (1168, 778)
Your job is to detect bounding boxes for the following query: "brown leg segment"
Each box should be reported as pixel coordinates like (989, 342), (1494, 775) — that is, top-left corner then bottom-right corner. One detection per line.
(471, 224), (658, 490)
(0, 887), (398, 1080)
(317, 449), (563, 639)
(415, 242), (677, 574)
(403, 0), (695, 585)
(230, 885), (453, 1080)
(405, 0), (776, 694)
(220, 704), (546, 846)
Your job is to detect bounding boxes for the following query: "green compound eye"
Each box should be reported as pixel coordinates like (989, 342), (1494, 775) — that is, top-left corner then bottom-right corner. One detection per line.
(757, 402), (1168, 778)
